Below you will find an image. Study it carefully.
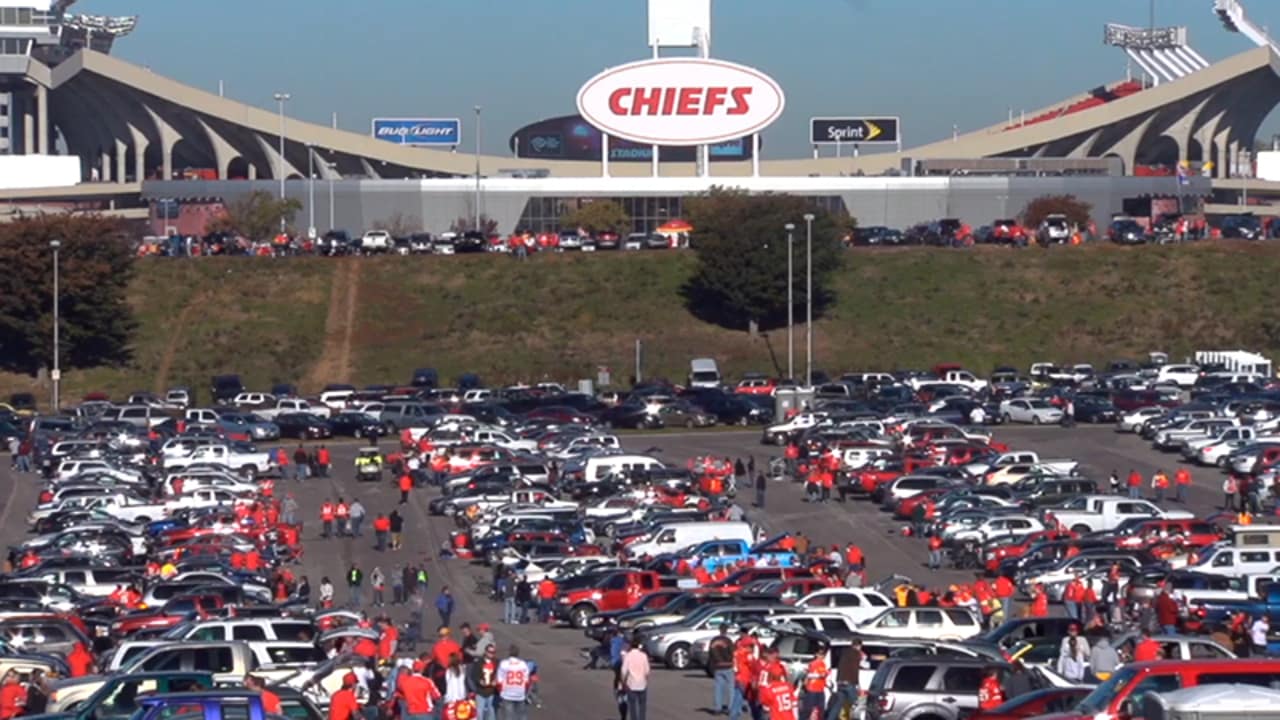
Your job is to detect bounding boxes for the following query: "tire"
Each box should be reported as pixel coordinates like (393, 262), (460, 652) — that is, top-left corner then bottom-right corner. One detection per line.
(1071, 524), (1092, 534)
(135, 516), (152, 524)
(685, 419), (695, 429)
(239, 465), (257, 480)
(665, 642), (691, 670)
(1002, 413), (1013, 424)
(738, 416), (748, 427)
(384, 420), (397, 432)
(353, 428), (362, 438)
(570, 604), (595, 629)
(1032, 415), (1043, 425)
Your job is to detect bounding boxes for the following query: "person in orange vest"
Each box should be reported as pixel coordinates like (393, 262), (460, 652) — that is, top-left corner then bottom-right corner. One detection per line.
(316, 445), (331, 478)
(334, 498), (350, 537)
(536, 577), (558, 622)
(320, 499), (335, 539)
(1174, 467), (1192, 504)
(1152, 470), (1170, 504)
(977, 667), (1004, 711)
(798, 648), (828, 720)
(1126, 469), (1143, 499)
(399, 473), (413, 504)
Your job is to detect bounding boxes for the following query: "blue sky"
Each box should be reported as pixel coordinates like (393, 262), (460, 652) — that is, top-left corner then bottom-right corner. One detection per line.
(90, 0), (1280, 158)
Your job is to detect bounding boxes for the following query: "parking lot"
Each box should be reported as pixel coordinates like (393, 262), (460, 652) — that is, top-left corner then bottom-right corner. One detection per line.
(0, 420), (1235, 720)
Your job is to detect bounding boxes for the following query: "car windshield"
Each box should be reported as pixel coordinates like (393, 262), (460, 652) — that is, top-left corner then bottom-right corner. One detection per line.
(1073, 666), (1135, 714)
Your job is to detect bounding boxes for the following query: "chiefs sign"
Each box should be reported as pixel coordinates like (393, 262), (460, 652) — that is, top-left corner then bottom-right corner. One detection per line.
(576, 58), (785, 146)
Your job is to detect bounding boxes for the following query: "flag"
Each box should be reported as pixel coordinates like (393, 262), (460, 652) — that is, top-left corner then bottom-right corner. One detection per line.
(1176, 162), (1189, 185)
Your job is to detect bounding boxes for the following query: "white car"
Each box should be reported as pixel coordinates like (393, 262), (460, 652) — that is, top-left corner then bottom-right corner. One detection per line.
(1196, 439), (1254, 467)
(1117, 406), (1166, 432)
(857, 606), (983, 641)
(1156, 364), (1201, 388)
(792, 588), (895, 624)
(360, 230), (392, 252)
(999, 399), (1064, 425)
(947, 516), (1045, 545)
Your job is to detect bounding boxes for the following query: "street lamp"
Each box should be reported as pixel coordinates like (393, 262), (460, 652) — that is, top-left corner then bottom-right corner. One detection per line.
(473, 105), (482, 232)
(784, 222), (795, 381)
(326, 157), (337, 232)
(306, 144), (315, 239)
(273, 92), (291, 232)
(49, 238), (61, 411)
(803, 213), (815, 387)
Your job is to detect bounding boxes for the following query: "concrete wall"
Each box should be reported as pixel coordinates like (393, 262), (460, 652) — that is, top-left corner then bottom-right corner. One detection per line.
(142, 175), (1209, 236)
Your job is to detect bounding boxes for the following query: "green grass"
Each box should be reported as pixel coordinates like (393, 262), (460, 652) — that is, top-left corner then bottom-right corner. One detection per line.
(7, 242), (1280, 403)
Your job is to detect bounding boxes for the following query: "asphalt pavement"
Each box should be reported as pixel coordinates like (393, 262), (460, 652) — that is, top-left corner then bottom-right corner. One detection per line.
(0, 423), (1240, 720)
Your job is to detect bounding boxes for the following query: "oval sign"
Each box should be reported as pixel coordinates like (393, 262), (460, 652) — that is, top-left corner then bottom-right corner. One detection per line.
(577, 58), (786, 147)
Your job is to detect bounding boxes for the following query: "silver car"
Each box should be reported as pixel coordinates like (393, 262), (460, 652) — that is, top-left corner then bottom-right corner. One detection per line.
(999, 399), (1064, 425)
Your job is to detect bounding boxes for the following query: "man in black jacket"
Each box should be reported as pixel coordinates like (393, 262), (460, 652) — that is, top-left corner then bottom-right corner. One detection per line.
(825, 640), (862, 720)
(707, 626), (735, 715)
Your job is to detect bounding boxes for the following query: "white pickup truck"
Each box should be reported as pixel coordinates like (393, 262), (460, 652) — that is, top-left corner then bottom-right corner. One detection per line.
(165, 487), (251, 512)
(762, 412), (829, 445)
(963, 451), (1078, 478)
(908, 370), (989, 393)
(255, 398), (332, 421)
(162, 444), (276, 476)
(449, 488), (578, 516)
(1048, 495), (1194, 534)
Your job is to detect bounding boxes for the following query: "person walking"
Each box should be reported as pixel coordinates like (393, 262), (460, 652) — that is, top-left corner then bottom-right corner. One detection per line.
(281, 493), (299, 526)
(1152, 470), (1170, 504)
(1127, 469), (1142, 499)
(392, 567), (406, 605)
(373, 513), (391, 551)
(619, 634), (651, 720)
(345, 497), (366, 535)
(319, 577), (334, 609)
(470, 644), (500, 720)
(436, 586), (455, 628)
(389, 510), (404, 550)
(496, 645), (533, 720)
(753, 472), (766, 508)
(399, 472), (413, 504)
(334, 498), (350, 537)
(1225, 475), (1239, 511)
(346, 564), (363, 609)
(708, 626), (734, 715)
(1175, 467), (1191, 503)
(370, 566), (386, 608)
(292, 444), (308, 482)
(316, 444), (331, 477)
(927, 534), (944, 570)
(319, 499), (334, 539)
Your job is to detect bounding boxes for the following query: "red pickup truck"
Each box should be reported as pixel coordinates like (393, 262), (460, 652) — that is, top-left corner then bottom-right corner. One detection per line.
(555, 570), (674, 628)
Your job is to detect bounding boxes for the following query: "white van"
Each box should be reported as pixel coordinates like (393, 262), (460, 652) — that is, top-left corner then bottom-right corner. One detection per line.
(689, 358), (721, 389)
(582, 454), (665, 483)
(106, 404), (170, 428)
(1194, 546), (1280, 577)
(626, 521), (754, 558)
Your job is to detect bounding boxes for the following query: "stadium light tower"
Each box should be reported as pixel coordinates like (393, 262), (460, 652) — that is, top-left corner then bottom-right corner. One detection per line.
(273, 92), (291, 232)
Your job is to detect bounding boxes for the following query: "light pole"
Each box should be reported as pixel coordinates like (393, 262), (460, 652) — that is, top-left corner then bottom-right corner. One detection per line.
(273, 92), (291, 232)
(785, 222), (795, 381)
(327, 158), (336, 231)
(49, 238), (61, 411)
(306, 144), (315, 239)
(803, 213), (815, 387)
(473, 106), (482, 232)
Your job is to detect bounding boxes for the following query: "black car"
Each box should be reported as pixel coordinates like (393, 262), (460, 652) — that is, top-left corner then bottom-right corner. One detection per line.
(275, 413), (334, 439)
(700, 393), (769, 426)
(411, 368), (439, 388)
(600, 402), (662, 430)
(1071, 396), (1119, 423)
(1108, 219), (1147, 244)
(454, 231), (488, 253)
(328, 412), (387, 438)
(1219, 213), (1262, 239)
(210, 375), (244, 403)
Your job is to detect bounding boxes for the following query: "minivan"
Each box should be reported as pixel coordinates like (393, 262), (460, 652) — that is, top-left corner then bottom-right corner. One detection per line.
(581, 454), (665, 484)
(626, 521), (754, 558)
(1192, 546), (1280, 577)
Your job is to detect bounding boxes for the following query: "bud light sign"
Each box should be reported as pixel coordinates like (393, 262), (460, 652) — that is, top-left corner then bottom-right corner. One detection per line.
(371, 118), (462, 146)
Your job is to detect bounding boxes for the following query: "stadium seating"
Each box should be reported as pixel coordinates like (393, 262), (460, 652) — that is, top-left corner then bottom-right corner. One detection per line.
(1004, 81), (1144, 131)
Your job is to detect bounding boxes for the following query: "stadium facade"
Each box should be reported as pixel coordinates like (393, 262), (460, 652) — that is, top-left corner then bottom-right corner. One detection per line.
(1, 0), (1278, 234)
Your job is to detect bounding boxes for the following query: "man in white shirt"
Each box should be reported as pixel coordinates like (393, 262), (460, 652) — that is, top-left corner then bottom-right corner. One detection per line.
(620, 636), (651, 720)
(496, 645), (532, 720)
(1251, 616), (1270, 657)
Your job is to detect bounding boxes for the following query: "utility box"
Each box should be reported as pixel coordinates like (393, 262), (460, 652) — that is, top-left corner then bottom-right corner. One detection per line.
(774, 387), (815, 420)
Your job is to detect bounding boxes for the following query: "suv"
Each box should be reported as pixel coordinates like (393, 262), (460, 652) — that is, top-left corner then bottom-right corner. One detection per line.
(359, 230), (392, 253)
(1108, 218), (1147, 244)
(867, 657), (1017, 720)
(210, 375), (244, 404)
(1037, 214), (1071, 244)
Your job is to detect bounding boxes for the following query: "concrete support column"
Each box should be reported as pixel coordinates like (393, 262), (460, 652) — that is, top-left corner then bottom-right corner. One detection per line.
(115, 139), (127, 184)
(100, 151), (111, 182)
(21, 91), (32, 155)
(134, 144), (145, 181)
(36, 84), (47, 155)
(162, 143), (172, 181)
(248, 163), (257, 180)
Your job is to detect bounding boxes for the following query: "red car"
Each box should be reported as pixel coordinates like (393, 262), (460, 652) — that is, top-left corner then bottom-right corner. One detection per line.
(987, 219), (1028, 246)
(853, 462), (905, 494)
(734, 378), (777, 396)
(894, 489), (947, 520)
(704, 567), (816, 594)
(111, 594), (226, 636)
(1114, 519), (1222, 550)
(984, 530), (1077, 575)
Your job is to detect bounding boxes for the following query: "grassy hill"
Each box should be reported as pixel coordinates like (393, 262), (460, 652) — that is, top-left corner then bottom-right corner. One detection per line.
(5, 242), (1280, 404)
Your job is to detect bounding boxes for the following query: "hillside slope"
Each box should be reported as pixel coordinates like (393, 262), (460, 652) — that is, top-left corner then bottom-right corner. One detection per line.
(6, 243), (1280, 402)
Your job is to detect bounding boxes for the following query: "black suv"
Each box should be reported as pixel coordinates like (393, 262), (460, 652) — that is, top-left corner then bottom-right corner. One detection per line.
(210, 375), (244, 403)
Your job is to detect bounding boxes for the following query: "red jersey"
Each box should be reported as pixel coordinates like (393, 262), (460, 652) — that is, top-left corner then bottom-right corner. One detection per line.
(978, 676), (1003, 710)
(261, 690), (283, 715)
(397, 673), (441, 714)
(760, 681), (797, 720)
(0, 682), (25, 720)
(328, 688), (360, 720)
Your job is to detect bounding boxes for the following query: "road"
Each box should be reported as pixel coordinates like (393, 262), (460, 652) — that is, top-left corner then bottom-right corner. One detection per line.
(0, 423), (1237, 720)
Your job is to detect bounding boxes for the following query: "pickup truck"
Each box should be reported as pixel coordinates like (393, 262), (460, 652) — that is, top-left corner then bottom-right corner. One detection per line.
(255, 398), (332, 421)
(1048, 495), (1194, 534)
(1189, 587), (1280, 648)
(162, 444), (275, 476)
(962, 451), (1078, 478)
(1152, 418), (1237, 451)
(762, 412), (829, 445)
(908, 370), (989, 393)
(666, 535), (799, 574)
(555, 569), (676, 628)
(1181, 425), (1262, 459)
(71, 494), (171, 524)
(442, 489), (577, 517)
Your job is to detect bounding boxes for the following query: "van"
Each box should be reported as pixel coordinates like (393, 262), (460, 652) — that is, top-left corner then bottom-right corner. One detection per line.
(1072, 659), (1280, 720)
(689, 358), (721, 389)
(582, 454), (664, 484)
(109, 404), (169, 429)
(381, 402), (445, 430)
(626, 521), (754, 558)
(1193, 545), (1280, 577)
(1234, 524), (1280, 548)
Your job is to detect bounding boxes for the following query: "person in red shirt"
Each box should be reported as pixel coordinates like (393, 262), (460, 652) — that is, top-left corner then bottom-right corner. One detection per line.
(927, 534), (944, 570)
(1126, 469), (1142, 499)
(759, 669), (797, 720)
(328, 673), (361, 720)
(0, 670), (25, 720)
(399, 474), (413, 504)
(536, 578), (558, 623)
(977, 668), (1004, 710)
(245, 675), (282, 715)
(1063, 576), (1086, 623)
(396, 667), (441, 717)
(431, 627), (462, 668)
(845, 544), (864, 571)
(1133, 630), (1162, 662)
(67, 642), (95, 677)
(994, 575), (1016, 618)
(378, 619), (400, 662)
(1029, 584), (1049, 618)
(1174, 467), (1192, 504)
